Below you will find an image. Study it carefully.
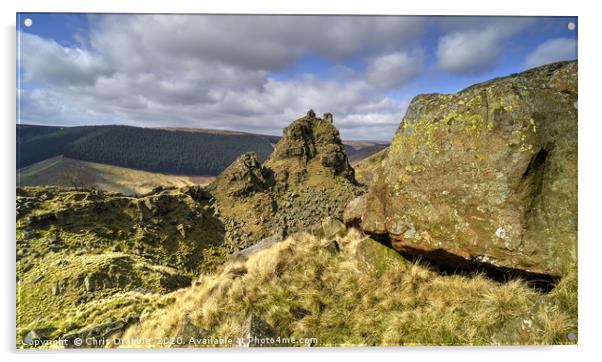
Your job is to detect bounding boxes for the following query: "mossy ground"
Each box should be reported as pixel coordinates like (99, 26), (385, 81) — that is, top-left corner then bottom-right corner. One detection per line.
(16, 186), (229, 348)
(17, 186), (226, 274)
(121, 229), (577, 347)
(16, 252), (176, 347)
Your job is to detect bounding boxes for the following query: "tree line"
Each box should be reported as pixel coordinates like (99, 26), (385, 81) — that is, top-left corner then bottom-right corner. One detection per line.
(17, 125), (274, 176)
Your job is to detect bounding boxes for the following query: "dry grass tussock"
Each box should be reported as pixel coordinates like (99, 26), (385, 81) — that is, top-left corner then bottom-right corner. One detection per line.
(120, 229), (577, 347)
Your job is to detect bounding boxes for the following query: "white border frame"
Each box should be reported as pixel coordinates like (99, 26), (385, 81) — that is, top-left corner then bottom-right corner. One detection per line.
(2, 1), (598, 361)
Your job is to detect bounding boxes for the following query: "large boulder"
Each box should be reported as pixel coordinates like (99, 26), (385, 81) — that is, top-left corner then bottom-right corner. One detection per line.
(361, 61), (577, 277)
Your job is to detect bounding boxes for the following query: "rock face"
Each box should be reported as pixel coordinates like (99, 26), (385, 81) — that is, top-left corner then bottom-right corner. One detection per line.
(209, 111), (363, 251)
(361, 61), (577, 277)
(210, 152), (274, 197)
(267, 110), (356, 184)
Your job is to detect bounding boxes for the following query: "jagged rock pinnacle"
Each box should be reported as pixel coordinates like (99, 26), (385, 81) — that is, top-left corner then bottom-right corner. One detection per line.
(267, 111), (356, 184)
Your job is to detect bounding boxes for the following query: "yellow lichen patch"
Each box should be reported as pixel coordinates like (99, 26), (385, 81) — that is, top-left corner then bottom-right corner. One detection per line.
(529, 118), (537, 133)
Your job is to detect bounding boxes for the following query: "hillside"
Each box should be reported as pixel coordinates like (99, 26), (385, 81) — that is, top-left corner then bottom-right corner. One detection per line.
(345, 141), (389, 163)
(17, 156), (212, 195)
(17, 124), (275, 176)
(18, 124), (386, 179)
(16, 186), (230, 347)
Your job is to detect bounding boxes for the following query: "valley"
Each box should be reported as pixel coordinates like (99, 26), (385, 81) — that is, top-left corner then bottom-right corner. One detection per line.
(16, 61), (578, 348)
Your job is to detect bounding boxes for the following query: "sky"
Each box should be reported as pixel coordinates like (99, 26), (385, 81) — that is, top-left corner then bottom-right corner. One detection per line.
(16, 14), (577, 141)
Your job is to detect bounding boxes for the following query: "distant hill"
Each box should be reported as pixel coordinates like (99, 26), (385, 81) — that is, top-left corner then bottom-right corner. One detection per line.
(17, 156), (212, 195)
(17, 124), (388, 176)
(344, 141), (389, 163)
(17, 124), (275, 176)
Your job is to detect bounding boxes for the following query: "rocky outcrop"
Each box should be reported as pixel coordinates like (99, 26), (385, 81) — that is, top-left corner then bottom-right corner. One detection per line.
(209, 111), (363, 251)
(266, 110), (356, 185)
(209, 152), (274, 197)
(360, 61), (577, 278)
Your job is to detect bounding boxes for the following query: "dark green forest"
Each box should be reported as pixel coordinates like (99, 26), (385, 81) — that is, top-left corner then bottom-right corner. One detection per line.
(17, 125), (274, 175)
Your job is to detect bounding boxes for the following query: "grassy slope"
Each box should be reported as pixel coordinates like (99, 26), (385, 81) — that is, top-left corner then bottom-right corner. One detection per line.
(16, 186), (231, 347)
(17, 156), (212, 195)
(121, 229), (577, 347)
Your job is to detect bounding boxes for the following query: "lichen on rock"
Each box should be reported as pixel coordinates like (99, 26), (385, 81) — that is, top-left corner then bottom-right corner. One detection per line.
(360, 61), (578, 278)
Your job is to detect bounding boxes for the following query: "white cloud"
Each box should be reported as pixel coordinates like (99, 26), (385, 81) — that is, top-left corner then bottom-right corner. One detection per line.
(88, 14), (425, 74)
(366, 51), (423, 89)
(436, 18), (535, 74)
(19, 15), (425, 141)
(19, 43), (408, 140)
(19, 32), (111, 85)
(525, 38), (577, 69)
(437, 28), (501, 74)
